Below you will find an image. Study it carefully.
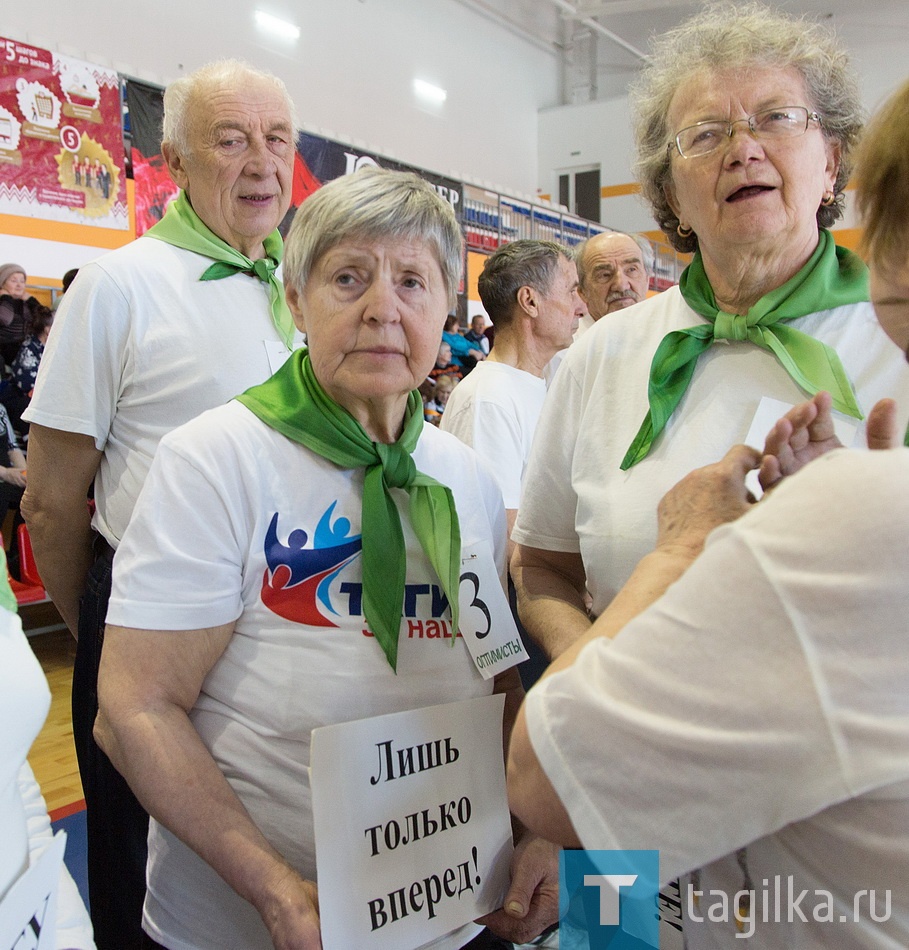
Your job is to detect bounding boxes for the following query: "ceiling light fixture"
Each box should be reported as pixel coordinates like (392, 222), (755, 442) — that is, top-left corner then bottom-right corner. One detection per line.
(254, 11), (301, 40)
(413, 79), (447, 104)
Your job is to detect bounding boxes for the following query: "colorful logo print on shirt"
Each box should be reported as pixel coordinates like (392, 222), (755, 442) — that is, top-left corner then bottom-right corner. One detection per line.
(261, 502), (362, 626)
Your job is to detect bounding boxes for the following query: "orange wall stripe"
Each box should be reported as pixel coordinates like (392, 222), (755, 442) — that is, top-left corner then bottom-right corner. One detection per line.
(600, 182), (640, 198)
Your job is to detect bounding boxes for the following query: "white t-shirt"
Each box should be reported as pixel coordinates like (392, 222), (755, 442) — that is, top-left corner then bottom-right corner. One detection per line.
(108, 402), (506, 950)
(440, 361), (547, 508)
(0, 608), (94, 949)
(526, 447), (909, 949)
(24, 236), (301, 547)
(514, 287), (909, 613)
(573, 313), (596, 340)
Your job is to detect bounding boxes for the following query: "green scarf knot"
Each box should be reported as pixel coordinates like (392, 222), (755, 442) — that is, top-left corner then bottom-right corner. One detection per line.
(621, 230), (869, 470)
(377, 443), (418, 490)
(714, 311), (750, 341)
(236, 349), (462, 672)
(145, 191), (296, 350)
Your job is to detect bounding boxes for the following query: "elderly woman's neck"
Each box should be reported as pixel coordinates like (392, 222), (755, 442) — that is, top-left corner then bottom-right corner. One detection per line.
(700, 232), (820, 315)
(348, 395), (410, 444)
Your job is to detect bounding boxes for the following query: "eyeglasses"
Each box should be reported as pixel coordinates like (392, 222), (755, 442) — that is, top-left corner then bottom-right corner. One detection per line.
(670, 106), (822, 159)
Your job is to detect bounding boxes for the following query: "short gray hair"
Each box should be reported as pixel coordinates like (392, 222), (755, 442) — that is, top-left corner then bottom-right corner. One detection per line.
(631, 1), (863, 253)
(478, 240), (572, 328)
(575, 231), (654, 292)
(162, 60), (299, 158)
(283, 166), (463, 308)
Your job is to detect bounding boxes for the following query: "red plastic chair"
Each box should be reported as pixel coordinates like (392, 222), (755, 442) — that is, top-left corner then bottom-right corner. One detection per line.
(17, 523), (44, 587)
(9, 523), (48, 607)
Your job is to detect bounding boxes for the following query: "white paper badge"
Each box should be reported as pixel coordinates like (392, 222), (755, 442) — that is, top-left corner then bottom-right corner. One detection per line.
(0, 830), (65, 950)
(311, 694), (513, 950)
(263, 339), (293, 375)
(458, 540), (528, 679)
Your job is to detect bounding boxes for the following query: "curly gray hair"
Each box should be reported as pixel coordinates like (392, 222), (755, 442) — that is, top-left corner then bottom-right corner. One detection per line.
(162, 60), (299, 159)
(630, 1), (863, 253)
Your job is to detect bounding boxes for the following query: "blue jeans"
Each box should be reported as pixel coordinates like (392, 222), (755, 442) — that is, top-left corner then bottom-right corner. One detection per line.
(73, 542), (149, 950)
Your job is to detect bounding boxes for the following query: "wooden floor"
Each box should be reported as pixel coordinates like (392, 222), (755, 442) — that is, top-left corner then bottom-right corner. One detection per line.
(25, 606), (85, 814)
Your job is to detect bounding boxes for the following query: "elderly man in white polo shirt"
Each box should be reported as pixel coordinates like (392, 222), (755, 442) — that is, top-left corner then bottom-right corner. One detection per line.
(22, 59), (302, 949)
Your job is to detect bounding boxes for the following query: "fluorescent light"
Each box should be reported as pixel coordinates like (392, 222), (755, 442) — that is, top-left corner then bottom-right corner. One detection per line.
(413, 79), (447, 104)
(255, 11), (300, 40)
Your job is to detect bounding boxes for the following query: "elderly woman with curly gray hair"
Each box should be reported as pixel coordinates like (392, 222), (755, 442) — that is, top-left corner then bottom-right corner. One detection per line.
(511, 1), (909, 660)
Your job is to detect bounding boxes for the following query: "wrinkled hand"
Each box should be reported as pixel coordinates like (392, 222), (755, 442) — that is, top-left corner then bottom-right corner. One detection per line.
(656, 444), (761, 558)
(477, 833), (560, 944)
(258, 872), (322, 950)
(759, 392), (901, 492)
(758, 392), (841, 492)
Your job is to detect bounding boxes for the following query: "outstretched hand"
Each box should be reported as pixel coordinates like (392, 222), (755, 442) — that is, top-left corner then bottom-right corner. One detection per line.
(758, 392), (840, 492)
(655, 443), (761, 559)
(759, 392), (901, 493)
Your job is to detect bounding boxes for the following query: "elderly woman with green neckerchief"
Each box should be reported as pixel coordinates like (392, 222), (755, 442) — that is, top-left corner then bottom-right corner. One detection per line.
(511, 1), (909, 662)
(93, 166), (558, 950)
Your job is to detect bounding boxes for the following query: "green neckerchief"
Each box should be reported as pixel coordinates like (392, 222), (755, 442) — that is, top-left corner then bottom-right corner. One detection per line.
(622, 230), (869, 470)
(145, 191), (296, 350)
(0, 551), (17, 614)
(236, 349), (461, 672)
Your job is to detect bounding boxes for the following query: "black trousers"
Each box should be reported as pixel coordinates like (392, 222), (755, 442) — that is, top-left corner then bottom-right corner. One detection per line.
(73, 544), (149, 950)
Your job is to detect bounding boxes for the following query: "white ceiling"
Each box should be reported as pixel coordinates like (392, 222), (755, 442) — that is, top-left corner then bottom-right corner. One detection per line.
(454, 0), (909, 102)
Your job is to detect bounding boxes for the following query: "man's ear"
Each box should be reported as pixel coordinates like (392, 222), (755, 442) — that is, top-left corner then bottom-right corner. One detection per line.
(162, 142), (190, 193)
(516, 285), (537, 318)
(286, 285), (306, 334)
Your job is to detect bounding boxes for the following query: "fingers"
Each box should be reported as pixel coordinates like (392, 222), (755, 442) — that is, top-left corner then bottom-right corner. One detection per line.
(866, 398), (899, 451)
(802, 390), (834, 442)
(758, 455), (782, 493)
(717, 443), (762, 483)
(762, 416), (795, 461)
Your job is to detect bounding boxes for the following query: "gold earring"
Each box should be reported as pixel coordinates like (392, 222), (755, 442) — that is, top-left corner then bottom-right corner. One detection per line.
(821, 192), (835, 207)
(677, 223), (693, 237)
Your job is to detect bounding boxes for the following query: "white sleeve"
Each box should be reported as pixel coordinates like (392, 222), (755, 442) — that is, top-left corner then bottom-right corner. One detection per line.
(18, 762), (96, 950)
(511, 354), (584, 552)
(464, 401), (526, 510)
(525, 449), (909, 882)
(106, 426), (246, 631)
(23, 260), (129, 449)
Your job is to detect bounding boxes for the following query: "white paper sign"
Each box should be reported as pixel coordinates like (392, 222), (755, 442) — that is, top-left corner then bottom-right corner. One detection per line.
(311, 694), (513, 950)
(743, 396), (861, 498)
(0, 830), (65, 950)
(458, 540), (528, 679)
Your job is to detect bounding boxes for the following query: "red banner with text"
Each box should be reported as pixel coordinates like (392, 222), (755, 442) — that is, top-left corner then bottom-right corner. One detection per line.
(0, 36), (128, 229)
